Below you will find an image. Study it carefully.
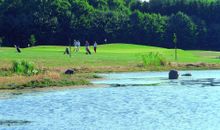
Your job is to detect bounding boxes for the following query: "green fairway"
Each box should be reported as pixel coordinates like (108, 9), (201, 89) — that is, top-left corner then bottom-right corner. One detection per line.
(0, 43), (220, 89)
(0, 43), (220, 70)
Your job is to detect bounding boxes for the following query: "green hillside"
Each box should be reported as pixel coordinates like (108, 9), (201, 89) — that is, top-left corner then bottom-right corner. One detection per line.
(0, 44), (219, 70)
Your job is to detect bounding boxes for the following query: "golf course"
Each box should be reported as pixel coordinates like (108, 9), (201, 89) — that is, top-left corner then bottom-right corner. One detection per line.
(2, 0), (220, 129)
(0, 43), (220, 89)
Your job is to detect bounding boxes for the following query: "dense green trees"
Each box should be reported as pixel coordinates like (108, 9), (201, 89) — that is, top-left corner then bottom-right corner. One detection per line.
(166, 12), (197, 49)
(129, 11), (167, 45)
(0, 0), (219, 50)
(133, 0), (220, 50)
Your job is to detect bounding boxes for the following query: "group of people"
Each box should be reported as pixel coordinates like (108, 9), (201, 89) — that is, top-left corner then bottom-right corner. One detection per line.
(73, 40), (81, 52)
(85, 40), (97, 55)
(14, 39), (99, 55)
(64, 40), (98, 55)
(75, 40), (97, 55)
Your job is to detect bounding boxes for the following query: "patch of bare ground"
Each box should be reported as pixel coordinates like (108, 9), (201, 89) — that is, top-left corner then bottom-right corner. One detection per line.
(169, 62), (220, 69)
(1, 62), (220, 90)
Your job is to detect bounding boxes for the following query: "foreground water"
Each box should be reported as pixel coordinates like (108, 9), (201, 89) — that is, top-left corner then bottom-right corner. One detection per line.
(1, 70), (220, 130)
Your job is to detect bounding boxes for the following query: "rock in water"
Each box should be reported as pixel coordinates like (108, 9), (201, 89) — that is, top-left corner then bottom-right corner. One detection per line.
(181, 73), (192, 76)
(169, 70), (179, 79)
(65, 69), (75, 75)
(0, 120), (31, 126)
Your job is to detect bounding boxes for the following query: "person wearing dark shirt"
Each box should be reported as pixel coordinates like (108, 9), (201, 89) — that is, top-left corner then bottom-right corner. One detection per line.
(85, 41), (91, 55)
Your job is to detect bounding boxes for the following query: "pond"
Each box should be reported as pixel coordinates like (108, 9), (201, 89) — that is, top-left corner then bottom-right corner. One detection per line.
(1, 70), (220, 130)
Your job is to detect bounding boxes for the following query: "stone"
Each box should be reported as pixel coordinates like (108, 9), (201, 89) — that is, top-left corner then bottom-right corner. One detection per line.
(181, 73), (192, 76)
(169, 70), (179, 79)
(110, 84), (127, 87)
(0, 120), (31, 126)
(64, 69), (75, 75)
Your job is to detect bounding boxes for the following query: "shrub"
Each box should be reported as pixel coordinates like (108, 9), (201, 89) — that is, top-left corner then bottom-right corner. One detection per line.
(29, 34), (36, 47)
(141, 52), (167, 66)
(12, 60), (39, 75)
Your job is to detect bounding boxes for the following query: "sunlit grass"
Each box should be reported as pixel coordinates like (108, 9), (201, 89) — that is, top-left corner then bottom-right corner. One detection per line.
(0, 43), (219, 89)
(0, 43), (219, 70)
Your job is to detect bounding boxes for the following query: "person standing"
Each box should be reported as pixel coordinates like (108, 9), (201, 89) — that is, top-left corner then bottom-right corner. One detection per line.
(94, 41), (97, 53)
(14, 45), (21, 53)
(104, 38), (107, 43)
(85, 41), (91, 55)
(77, 40), (81, 52)
(74, 40), (78, 52)
(64, 47), (70, 55)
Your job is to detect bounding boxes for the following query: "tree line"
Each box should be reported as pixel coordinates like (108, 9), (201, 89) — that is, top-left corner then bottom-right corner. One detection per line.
(0, 0), (219, 50)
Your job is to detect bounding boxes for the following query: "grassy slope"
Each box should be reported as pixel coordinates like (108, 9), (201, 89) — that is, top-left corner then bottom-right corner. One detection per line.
(0, 43), (220, 89)
(0, 43), (220, 70)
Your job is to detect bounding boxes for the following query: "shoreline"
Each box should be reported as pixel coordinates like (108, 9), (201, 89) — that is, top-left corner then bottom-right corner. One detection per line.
(0, 62), (220, 91)
(1, 68), (220, 96)
(0, 84), (107, 97)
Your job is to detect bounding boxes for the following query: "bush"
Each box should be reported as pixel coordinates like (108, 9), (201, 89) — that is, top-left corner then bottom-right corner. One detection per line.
(12, 60), (38, 75)
(29, 34), (36, 47)
(141, 52), (167, 66)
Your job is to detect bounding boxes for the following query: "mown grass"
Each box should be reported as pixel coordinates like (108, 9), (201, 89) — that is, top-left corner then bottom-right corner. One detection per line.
(0, 43), (220, 89)
(0, 44), (219, 70)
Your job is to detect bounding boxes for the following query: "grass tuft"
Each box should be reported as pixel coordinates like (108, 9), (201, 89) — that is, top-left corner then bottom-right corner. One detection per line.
(22, 78), (91, 88)
(141, 52), (168, 67)
(12, 60), (39, 75)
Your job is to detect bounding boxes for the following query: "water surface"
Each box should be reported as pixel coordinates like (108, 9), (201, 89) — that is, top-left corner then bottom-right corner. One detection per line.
(1, 70), (220, 130)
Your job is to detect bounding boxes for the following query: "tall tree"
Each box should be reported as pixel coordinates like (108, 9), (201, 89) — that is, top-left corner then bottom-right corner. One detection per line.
(166, 12), (197, 49)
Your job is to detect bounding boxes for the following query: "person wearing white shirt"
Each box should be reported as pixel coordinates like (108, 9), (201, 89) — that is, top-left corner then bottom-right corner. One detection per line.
(77, 40), (80, 52)
(73, 40), (78, 52)
(94, 41), (97, 53)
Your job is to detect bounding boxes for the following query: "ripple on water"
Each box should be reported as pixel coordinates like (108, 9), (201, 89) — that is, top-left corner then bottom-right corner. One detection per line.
(1, 70), (220, 130)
